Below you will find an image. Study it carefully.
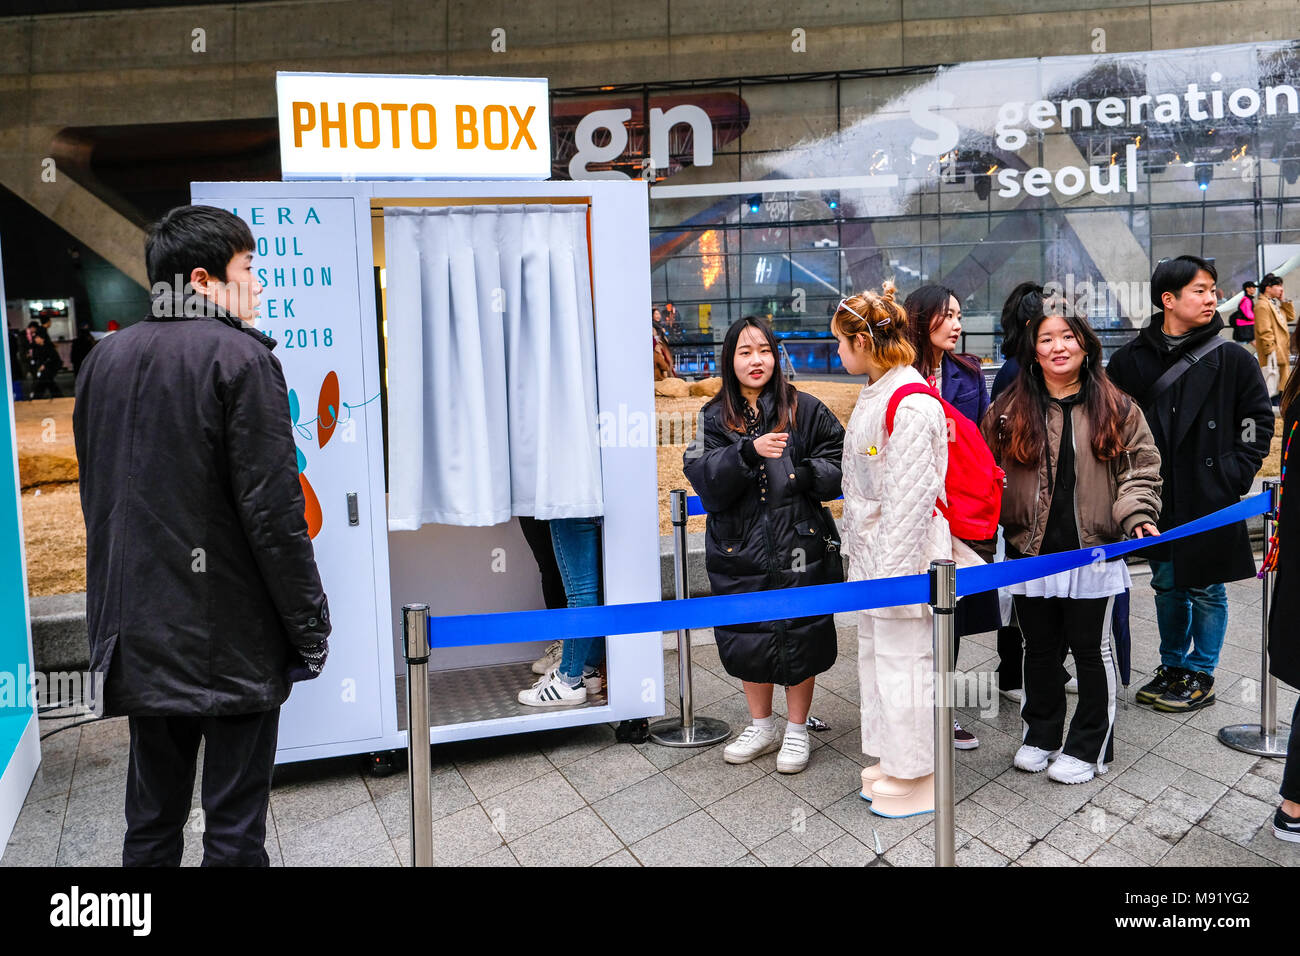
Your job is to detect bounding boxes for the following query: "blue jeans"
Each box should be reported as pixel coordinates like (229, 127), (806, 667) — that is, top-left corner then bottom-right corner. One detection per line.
(1148, 559), (1228, 675)
(549, 517), (606, 683)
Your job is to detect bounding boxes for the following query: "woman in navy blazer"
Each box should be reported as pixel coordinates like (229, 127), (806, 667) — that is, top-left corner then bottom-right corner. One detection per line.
(903, 284), (990, 426)
(902, 284), (995, 751)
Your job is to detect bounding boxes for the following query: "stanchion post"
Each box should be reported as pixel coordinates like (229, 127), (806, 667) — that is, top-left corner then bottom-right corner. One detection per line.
(649, 490), (731, 748)
(402, 603), (433, 867)
(929, 560), (957, 868)
(1218, 478), (1291, 757)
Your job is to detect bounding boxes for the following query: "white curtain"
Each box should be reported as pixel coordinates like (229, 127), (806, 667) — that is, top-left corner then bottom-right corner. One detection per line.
(384, 204), (603, 530)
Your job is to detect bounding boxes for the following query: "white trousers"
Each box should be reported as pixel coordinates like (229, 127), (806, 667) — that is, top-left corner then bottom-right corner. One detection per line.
(858, 609), (935, 780)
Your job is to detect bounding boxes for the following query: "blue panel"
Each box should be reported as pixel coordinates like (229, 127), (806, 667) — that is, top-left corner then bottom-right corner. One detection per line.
(0, 238), (35, 774)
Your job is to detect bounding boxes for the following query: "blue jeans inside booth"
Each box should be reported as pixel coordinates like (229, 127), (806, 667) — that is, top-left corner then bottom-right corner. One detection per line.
(549, 517), (606, 684)
(1147, 558), (1228, 675)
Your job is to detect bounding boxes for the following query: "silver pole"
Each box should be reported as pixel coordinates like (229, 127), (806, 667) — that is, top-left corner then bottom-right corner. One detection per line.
(402, 603), (433, 866)
(649, 490), (730, 747)
(929, 560), (956, 867)
(1218, 478), (1291, 757)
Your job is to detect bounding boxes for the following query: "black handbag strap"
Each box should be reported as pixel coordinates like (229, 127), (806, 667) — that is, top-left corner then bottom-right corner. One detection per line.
(1143, 335), (1225, 405)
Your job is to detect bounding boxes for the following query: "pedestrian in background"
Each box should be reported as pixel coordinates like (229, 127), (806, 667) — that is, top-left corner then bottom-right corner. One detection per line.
(1229, 281), (1257, 346)
(1254, 273), (1294, 401)
(74, 205), (331, 866)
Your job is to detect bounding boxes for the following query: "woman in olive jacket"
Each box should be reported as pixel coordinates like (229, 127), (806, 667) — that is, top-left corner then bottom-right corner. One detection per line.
(981, 308), (1162, 786)
(684, 316), (845, 774)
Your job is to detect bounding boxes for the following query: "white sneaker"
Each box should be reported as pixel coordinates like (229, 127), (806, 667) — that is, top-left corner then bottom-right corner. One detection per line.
(999, 687), (1024, 704)
(1013, 744), (1061, 773)
(1064, 676), (1079, 694)
(1047, 753), (1096, 784)
(517, 671), (587, 707)
(775, 732), (810, 773)
(723, 724), (782, 764)
(531, 641), (562, 675)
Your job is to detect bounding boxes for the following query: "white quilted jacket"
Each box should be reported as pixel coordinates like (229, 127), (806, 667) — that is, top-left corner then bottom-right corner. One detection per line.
(842, 364), (976, 619)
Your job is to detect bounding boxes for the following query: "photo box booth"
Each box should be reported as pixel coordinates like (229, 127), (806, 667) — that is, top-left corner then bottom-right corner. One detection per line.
(191, 178), (663, 764)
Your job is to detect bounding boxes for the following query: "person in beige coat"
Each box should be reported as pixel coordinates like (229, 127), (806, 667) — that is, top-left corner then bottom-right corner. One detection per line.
(1254, 273), (1295, 397)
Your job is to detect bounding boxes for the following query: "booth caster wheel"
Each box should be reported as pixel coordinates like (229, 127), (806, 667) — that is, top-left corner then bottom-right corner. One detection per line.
(365, 751), (398, 777)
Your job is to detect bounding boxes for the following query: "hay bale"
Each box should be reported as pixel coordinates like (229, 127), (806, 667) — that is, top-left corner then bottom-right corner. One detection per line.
(688, 376), (722, 397)
(22, 483), (87, 596)
(654, 377), (690, 398)
(16, 396), (78, 488)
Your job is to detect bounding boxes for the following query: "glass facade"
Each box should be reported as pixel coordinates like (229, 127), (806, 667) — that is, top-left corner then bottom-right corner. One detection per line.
(551, 41), (1300, 371)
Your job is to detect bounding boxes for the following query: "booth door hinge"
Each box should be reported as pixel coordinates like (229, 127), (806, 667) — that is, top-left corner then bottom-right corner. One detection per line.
(347, 492), (359, 526)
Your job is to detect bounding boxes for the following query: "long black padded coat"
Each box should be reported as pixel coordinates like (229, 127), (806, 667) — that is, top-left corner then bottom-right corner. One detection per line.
(1106, 313), (1274, 589)
(683, 388), (845, 686)
(1268, 399), (1300, 691)
(73, 302), (331, 716)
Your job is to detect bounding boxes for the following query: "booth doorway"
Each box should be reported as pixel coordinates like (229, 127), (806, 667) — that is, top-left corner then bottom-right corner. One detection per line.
(369, 197), (613, 729)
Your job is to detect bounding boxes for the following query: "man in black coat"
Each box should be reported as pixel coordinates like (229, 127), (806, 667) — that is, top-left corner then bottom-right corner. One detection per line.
(73, 205), (330, 866)
(1107, 255), (1273, 714)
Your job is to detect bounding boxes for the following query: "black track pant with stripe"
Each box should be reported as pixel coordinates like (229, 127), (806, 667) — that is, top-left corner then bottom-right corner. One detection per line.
(1013, 595), (1117, 769)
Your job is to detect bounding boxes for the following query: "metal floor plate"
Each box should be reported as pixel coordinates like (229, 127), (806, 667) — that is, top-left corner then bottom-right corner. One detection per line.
(395, 661), (606, 730)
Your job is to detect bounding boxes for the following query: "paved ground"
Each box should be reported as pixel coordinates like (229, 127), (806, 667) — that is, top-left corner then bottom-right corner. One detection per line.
(4, 567), (1298, 867)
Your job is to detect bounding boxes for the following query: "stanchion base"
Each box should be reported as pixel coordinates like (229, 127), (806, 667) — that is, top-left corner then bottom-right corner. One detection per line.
(648, 717), (731, 748)
(1217, 723), (1291, 757)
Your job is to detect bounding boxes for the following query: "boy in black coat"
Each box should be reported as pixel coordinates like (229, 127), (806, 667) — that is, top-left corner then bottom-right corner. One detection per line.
(74, 206), (330, 866)
(1107, 256), (1273, 713)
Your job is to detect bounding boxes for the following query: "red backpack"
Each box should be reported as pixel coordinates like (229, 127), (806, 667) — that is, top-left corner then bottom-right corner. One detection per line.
(885, 383), (1004, 541)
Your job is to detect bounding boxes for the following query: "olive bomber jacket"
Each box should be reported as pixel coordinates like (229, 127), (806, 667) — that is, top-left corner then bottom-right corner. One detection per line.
(979, 391), (1163, 558)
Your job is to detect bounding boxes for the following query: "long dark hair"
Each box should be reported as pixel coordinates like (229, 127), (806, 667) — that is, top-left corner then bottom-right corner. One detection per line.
(904, 284), (979, 380)
(995, 307), (1133, 467)
(999, 282), (1043, 360)
(710, 315), (797, 434)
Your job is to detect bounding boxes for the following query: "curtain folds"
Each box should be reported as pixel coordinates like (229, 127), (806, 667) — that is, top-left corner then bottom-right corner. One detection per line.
(384, 204), (603, 530)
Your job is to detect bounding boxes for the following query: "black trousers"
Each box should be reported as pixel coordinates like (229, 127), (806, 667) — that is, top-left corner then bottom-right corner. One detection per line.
(1283, 697), (1300, 804)
(1013, 595), (1117, 766)
(123, 709), (280, 867)
(997, 592), (1130, 692)
(518, 515), (569, 611)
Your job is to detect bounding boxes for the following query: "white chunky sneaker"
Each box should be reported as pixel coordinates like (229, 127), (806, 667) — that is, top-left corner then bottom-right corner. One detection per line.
(775, 732), (810, 773)
(531, 641), (562, 675)
(1013, 744), (1061, 773)
(1047, 753), (1097, 784)
(723, 724), (782, 764)
(517, 671), (587, 707)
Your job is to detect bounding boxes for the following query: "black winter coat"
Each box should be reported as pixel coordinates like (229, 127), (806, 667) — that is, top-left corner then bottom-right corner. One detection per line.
(1268, 400), (1300, 691)
(1107, 314), (1273, 588)
(683, 389), (845, 686)
(73, 303), (331, 716)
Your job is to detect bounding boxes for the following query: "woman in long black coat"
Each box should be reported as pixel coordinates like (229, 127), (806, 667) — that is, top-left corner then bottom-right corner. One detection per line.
(684, 316), (844, 774)
(1266, 373), (1300, 842)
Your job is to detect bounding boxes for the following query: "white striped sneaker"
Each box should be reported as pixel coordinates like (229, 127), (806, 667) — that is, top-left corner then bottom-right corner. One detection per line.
(517, 671), (587, 707)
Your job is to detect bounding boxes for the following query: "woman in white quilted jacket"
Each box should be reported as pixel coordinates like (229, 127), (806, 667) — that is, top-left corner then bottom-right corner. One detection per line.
(835, 283), (982, 818)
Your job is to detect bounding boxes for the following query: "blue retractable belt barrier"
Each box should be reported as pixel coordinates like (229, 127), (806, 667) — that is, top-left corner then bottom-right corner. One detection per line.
(686, 494), (841, 517)
(426, 492), (1270, 649)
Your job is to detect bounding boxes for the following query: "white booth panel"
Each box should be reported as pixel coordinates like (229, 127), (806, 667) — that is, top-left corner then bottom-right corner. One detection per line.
(387, 520), (547, 671)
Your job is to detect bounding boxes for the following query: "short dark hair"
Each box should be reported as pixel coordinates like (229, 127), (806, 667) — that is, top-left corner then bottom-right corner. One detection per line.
(1243, 281), (1257, 292)
(145, 205), (254, 288)
(1150, 255), (1217, 308)
(1262, 273), (1284, 289)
